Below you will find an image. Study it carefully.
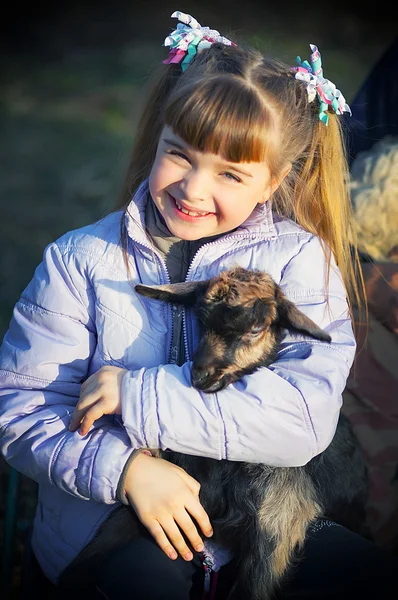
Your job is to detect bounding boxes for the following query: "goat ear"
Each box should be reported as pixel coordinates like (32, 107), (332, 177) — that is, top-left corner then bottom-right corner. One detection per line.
(135, 280), (209, 305)
(278, 298), (331, 342)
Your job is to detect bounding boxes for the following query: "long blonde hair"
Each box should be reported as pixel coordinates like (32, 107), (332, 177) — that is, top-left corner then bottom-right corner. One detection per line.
(117, 43), (365, 319)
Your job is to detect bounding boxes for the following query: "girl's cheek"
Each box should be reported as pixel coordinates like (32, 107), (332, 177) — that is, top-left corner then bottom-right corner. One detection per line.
(163, 163), (187, 185)
(149, 161), (166, 190)
(155, 157), (175, 179)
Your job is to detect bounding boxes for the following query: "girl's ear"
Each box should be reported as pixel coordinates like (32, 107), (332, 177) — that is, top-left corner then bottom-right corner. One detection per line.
(135, 280), (209, 305)
(260, 163), (292, 204)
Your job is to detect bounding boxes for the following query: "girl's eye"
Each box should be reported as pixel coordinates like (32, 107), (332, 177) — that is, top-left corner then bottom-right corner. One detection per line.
(168, 150), (189, 162)
(222, 172), (241, 183)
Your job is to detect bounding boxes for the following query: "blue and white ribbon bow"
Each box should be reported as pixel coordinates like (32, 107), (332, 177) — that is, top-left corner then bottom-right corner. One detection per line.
(293, 44), (351, 125)
(163, 11), (236, 71)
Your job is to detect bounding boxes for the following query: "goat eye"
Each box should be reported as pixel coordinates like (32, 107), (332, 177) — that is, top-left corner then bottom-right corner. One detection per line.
(250, 327), (264, 337)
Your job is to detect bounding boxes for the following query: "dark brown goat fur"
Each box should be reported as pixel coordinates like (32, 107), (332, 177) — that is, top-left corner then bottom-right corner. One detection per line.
(57, 267), (368, 599)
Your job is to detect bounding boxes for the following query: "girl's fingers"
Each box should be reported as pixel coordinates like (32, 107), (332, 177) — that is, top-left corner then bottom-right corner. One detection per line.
(75, 401), (107, 436)
(69, 394), (103, 432)
(178, 470), (201, 497)
(145, 520), (178, 561)
(185, 497), (213, 538)
(69, 391), (98, 431)
(79, 380), (97, 401)
(173, 508), (205, 553)
(79, 375), (93, 397)
(158, 516), (195, 561)
(69, 410), (85, 432)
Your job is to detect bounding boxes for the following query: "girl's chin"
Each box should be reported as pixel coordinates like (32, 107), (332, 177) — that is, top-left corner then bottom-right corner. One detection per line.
(164, 221), (211, 241)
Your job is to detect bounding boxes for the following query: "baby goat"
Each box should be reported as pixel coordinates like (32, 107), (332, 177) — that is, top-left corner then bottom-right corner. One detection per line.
(58, 267), (368, 599)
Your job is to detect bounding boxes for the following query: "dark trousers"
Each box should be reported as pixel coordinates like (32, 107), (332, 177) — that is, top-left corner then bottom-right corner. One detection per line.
(93, 519), (397, 600)
(28, 519), (398, 599)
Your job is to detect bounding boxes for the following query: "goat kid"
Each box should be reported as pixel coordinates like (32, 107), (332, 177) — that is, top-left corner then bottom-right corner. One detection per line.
(57, 267), (368, 599)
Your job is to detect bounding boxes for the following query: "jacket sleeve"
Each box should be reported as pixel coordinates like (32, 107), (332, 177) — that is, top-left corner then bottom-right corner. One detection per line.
(121, 236), (356, 467)
(0, 242), (134, 503)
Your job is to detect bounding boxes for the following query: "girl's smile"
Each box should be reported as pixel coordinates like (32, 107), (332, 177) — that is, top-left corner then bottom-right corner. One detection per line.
(148, 126), (278, 241)
(168, 192), (217, 220)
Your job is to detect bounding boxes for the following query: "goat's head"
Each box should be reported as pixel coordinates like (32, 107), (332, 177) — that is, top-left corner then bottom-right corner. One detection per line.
(135, 267), (331, 393)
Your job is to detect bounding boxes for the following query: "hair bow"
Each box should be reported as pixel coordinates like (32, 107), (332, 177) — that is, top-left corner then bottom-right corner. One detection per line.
(293, 44), (351, 125)
(163, 11), (236, 71)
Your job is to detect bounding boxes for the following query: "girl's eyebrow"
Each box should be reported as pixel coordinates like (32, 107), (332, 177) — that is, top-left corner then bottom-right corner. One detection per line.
(163, 138), (253, 178)
(216, 162), (254, 178)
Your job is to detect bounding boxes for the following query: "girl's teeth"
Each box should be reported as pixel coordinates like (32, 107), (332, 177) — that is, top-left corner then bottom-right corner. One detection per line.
(176, 200), (209, 217)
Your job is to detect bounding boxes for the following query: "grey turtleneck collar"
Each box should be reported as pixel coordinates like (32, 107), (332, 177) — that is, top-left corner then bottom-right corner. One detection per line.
(145, 197), (223, 284)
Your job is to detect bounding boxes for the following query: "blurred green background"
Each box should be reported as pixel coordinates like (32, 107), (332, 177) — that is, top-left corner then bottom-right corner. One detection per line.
(1, 0), (397, 339)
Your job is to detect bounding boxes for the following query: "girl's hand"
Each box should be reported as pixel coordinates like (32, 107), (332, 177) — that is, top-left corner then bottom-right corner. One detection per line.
(125, 452), (213, 561)
(69, 365), (127, 436)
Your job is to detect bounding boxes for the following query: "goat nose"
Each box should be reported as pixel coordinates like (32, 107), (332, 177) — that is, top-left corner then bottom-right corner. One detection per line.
(191, 366), (212, 388)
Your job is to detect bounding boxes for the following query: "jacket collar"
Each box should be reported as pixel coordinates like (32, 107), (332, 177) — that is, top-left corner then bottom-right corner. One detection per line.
(124, 178), (276, 247)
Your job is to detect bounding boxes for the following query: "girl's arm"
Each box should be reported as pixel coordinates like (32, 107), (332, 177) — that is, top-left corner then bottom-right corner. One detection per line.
(0, 241), (212, 560)
(0, 242), (133, 504)
(120, 235), (356, 467)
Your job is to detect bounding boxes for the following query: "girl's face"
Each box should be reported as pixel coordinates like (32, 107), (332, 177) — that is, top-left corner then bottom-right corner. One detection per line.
(148, 126), (279, 241)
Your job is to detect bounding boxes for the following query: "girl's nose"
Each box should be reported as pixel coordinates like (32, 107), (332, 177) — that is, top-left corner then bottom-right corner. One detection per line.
(180, 169), (209, 202)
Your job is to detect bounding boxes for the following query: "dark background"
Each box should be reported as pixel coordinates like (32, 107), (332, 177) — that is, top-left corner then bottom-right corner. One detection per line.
(1, 0), (397, 338)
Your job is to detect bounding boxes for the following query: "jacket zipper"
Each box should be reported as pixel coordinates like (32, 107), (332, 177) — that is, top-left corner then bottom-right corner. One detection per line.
(182, 233), (273, 361)
(202, 554), (215, 594)
(128, 230), (273, 364)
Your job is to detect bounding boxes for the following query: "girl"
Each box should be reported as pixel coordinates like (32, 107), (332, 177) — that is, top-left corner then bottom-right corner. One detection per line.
(1, 10), (396, 600)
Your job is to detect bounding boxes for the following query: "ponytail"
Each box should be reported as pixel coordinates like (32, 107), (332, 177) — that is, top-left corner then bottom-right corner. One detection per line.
(289, 115), (366, 322)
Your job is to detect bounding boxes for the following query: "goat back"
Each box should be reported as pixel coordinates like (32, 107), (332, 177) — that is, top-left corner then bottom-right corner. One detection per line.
(306, 413), (369, 535)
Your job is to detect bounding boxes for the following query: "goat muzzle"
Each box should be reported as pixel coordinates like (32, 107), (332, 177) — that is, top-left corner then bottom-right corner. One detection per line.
(191, 365), (225, 392)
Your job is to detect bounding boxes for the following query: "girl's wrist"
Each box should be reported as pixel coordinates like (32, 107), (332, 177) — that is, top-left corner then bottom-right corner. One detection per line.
(117, 448), (154, 505)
